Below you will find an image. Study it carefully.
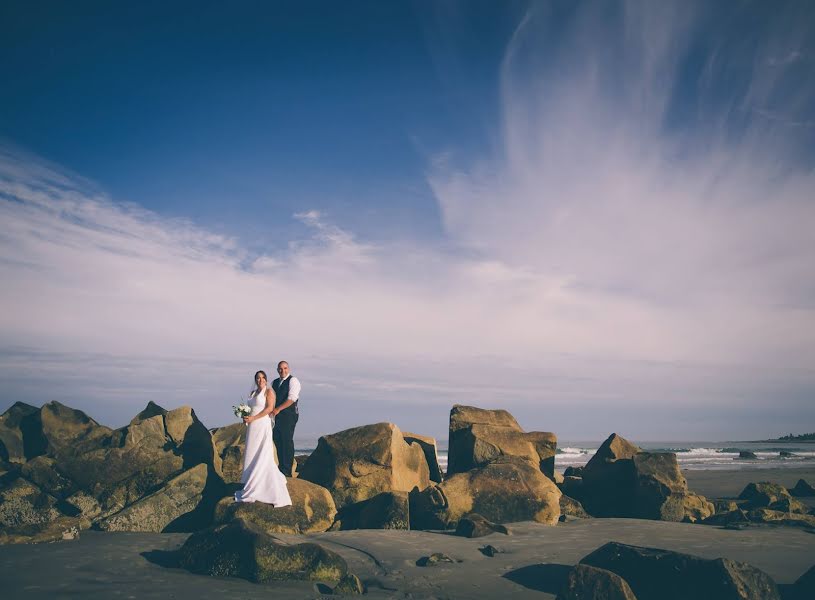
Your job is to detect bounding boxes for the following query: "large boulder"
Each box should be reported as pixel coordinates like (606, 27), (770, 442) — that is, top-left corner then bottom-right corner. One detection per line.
(333, 573), (365, 595)
(62, 491), (103, 521)
(739, 481), (790, 508)
(410, 456), (561, 529)
(581, 434), (687, 521)
(790, 479), (815, 497)
(561, 433), (641, 508)
(57, 402), (223, 518)
(713, 499), (739, 513)
(683, 493), (715, 523)
(447, 405), (557, 477)
(331, 491), (410, 531)
(560, 495), (592, 519)
(294, 454), (310, 476)
(120, 404), (220, 471)
(165, 406), (222, 472)
(20, 456), (77, 500)
(701, 508), (751, 527)
(581, 542), (780, 600)
(0, 458), (15, 481)
(586, 433), (641, 466)
(123, 412), (167, 446)
(0, 402), (47, 463)
(789, 564), (815, 600)
(0, 515), (88, 545)
(403, 432), (443, 483)
(97, 463), (209, 532)
(746, 508), (815, 528)
(629, 453), (687, 521)
(211, 423), (246, 484)
(767, 496), (809, 514)
(58, 422), (185, 518)
(90, 453), (187, 518)
(39, 401), (112, 457)
(738, 482), (791, 508)
(564, 466), (585, 477)
(178, 518), (348, 582)
(454, 512), (510, 537)
(298, 422), (430, 509)
(559, 475), (585, 501)
(214, 477), (337, 534)
(56, 406), (177, 489)
(0, 477), (62, 528)
(133, 400), (167, 421)
(557, 564), (638, 600)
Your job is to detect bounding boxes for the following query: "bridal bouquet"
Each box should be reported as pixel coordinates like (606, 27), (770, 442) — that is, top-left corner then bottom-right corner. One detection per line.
(233, 403), (251, 420)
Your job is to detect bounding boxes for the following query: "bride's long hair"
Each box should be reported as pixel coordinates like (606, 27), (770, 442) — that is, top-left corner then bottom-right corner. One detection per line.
(251, 370), (268, 396)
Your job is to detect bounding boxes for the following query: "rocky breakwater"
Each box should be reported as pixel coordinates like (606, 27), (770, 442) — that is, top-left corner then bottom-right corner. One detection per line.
(410, 405), (562, 529)
(562, 433), (708, 521)
(0, 400), (225, 543)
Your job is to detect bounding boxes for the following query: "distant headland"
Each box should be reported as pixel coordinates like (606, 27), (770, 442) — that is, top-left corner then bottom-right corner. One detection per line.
(776, 433), (815, 442)
(749, 432), (815, 443)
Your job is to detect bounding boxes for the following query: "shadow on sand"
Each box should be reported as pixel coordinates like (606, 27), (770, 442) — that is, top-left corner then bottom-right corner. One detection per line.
(141, 549), (181, 569)
(502, 563), (572, 594)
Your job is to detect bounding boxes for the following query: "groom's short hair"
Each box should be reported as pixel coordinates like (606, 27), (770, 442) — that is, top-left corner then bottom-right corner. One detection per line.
(277, 360), (289, 368)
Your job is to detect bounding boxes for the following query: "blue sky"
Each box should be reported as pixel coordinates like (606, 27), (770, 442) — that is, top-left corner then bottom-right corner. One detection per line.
(1, 1), (814, 441)
(1, 1), (521, 247)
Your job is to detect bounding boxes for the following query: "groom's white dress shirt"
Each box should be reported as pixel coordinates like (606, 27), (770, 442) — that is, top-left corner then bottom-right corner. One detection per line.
(281, 375), (301, 402)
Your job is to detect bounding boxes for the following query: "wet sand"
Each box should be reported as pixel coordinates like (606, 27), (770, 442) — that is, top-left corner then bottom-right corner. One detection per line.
(1, 467), (813, 599)
(684, 466), (815, 498)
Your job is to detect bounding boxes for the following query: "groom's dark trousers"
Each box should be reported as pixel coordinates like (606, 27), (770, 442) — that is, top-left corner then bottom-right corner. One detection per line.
(272, 377), (298, 477)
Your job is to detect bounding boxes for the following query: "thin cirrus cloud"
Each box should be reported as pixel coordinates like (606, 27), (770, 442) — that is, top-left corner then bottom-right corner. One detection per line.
(1, 1), (814, 438)
(1, 133), (812, 440)
(429, 1), (815, 366)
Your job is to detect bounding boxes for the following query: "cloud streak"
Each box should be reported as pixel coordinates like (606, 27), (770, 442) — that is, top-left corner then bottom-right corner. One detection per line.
(1, 2), (814, 439)
(429, 0), (815, 364)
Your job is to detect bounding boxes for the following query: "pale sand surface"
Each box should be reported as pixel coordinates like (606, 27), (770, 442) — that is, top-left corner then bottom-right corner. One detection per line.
(1, 467), (813, 599)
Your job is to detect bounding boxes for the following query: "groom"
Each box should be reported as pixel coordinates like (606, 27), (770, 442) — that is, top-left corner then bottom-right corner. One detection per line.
(271, 360), (300, 477)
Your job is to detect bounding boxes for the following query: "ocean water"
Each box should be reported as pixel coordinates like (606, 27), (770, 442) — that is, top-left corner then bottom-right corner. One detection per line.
(294, 439), (815, 473)
(553, 441), (815, 472)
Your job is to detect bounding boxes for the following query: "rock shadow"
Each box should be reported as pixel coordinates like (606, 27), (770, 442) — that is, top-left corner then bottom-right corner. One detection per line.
(163, 466), (227, 533)
(503, 563), (572, 594)
(141, 549), (181, 569)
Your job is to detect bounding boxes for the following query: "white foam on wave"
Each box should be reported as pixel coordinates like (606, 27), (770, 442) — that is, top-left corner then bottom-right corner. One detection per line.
(300, 444), (815, 475)
(558, 447), (596, 455)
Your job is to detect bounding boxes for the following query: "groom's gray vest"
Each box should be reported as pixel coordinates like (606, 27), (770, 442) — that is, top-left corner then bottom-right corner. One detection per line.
(272, 377), (298, 416)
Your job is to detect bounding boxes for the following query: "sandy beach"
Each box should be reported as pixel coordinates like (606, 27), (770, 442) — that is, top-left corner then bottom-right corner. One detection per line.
(684, 466), (815, 499)
(2, 466), (813, 599)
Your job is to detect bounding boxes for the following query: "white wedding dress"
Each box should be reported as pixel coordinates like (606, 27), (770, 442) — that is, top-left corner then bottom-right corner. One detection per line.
(234, 386), (292, 506)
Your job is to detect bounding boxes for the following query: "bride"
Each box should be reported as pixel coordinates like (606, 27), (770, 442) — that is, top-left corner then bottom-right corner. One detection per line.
(234, 370), (293, 506)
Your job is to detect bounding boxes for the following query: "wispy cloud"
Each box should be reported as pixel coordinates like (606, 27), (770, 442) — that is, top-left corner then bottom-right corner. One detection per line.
(429, 1), (815, 365)
(1, 2), (814, 439)
(2, 136), (812, 439)
(766, 50), (803, 67)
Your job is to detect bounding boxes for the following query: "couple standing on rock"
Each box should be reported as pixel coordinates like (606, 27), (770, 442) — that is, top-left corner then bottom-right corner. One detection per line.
(233, 361), (301, 507)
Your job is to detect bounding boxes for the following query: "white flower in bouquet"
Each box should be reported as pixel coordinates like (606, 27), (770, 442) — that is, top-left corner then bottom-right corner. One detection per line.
(233, 403), (251, 420)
